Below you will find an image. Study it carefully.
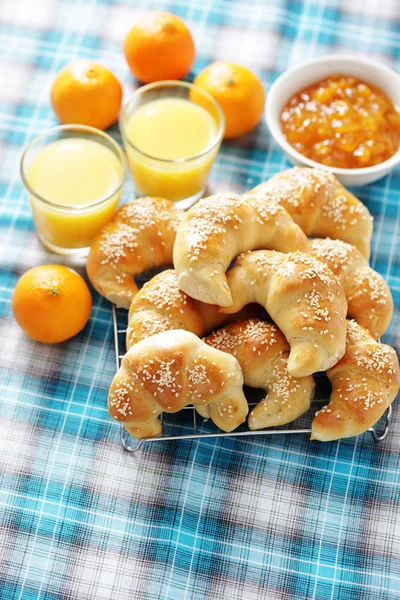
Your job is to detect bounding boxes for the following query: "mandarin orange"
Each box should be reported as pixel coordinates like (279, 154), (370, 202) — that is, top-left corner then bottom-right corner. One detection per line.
(51, 60), (122, 130)
(193, 61), (266, 139)
(123, 11), (195, 83)
(12, 265), (92, 344)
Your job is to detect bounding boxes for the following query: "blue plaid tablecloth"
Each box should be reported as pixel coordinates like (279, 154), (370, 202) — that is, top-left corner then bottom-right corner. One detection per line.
(1, 1), (400, 599)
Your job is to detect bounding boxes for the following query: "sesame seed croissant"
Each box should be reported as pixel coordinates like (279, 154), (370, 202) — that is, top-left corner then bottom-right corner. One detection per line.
(311, 320), (399, 441)
(173, 192), (310, 307)
(245, 167), (373, 259)
(310, 238), (393, 339)
(204, 319), (315, 429)
(108, 330), (248, 440)
(87, 197), (183, 309)
(221, 250), (347, 377)
(126, 269), (263, 350)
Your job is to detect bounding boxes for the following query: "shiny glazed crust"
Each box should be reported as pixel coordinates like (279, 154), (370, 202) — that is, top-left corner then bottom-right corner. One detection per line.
(221, 250), (348, 377)
(204, 319), (315, 429)
(173, 192), (310, 307)
(311, 320), (400, 441)
(86, 197), (183, 309)
(247, 167), (373, 259)
(108, 330), (248, 439)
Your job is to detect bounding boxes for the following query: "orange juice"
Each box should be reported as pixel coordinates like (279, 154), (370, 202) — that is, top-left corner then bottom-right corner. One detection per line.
(26, 137), (124, 252)
(124, 98), (219, 202)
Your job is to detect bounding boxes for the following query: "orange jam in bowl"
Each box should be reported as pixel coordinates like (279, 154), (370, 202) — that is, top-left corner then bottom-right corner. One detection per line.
(280, 74), (400, 169)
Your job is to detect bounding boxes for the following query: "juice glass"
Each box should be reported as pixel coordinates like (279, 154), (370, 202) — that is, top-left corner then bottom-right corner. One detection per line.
(120, 81), (225, 209)
(20, 125), (126, 256)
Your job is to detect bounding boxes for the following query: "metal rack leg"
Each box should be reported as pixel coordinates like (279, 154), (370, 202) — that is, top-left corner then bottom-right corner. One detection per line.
(369, 405), (392, 443)
(120, 424), (144, 453)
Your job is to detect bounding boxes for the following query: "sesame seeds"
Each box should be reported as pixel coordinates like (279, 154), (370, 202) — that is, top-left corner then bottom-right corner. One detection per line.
(310, 239), (390, 315)
(310, 238), (355, 273)
(266, 357), (305, 406)
(314, 319), (399, 435)
(100, 223), (139, 266)
(235, 250), (344, 354)
(204, 319), (279, 355)
(348, 270), (389, 305)
(254, 167), (335, 212)
(205, 319), (312, 423)
(97, 198), (182, 273)
(254, 168), (371, 240)
(137, 271), (188, 314)
(321, 194), (349, 230)
(109, 376), (136, 418)
(179, 190), (300, 267)
(354, 345), (395, 374)
(183, 194), (245, 263)
(346, 320), (369, 344)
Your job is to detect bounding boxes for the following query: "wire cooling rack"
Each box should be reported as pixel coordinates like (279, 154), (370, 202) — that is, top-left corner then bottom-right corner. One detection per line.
(111, 303), (392, 453)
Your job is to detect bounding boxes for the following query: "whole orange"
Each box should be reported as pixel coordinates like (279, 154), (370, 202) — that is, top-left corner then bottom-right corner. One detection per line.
(12, 265), (92, 344)
(123, 11), (195, 83)
(51, 60), (123, 130)
(193, 61), (266, 139)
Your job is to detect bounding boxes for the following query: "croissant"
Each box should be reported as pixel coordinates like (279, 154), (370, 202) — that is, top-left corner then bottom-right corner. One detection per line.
(221, 250), (347, 377)
(108, 329), (248, 439)
(87, 197), (183, 308)
(126, 269), (263, 349)
(173, 192), (310, 306)
(310, 238), (393, 339)
(204, 319), (315, 429)
(246, 167), (373, 259)
(311, 320), (400, 441)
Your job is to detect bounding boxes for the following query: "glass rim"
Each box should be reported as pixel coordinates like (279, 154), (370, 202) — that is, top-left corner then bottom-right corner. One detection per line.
(119, 80), (226, 163)
(20, 124), (127, 211)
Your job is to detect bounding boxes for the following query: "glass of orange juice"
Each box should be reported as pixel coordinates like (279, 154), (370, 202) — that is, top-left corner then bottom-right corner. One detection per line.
(120, 81), (225, 209)
(20, 125), (126, 256)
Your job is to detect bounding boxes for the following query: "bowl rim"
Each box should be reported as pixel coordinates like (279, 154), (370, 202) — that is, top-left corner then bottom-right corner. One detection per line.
(265, 53), (400, 177)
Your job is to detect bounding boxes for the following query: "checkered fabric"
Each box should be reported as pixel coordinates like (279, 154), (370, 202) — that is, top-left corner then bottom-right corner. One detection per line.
(0, 0), (399, 598)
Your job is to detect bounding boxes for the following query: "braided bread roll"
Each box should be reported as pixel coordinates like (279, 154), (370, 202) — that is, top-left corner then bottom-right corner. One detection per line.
(221, 250), (347, 377)
(310, 238), (393, 339)
(312, 320), (399, 441)
(204, 319), (315, 429)
(246, 167), (373, 259)
(126, 269), (263, 349)
(173, 192), (310, 306)
(87, 197), (183, 308)
(108, 330), (248, 439)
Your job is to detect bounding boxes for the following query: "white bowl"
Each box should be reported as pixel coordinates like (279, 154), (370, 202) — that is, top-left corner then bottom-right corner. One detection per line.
(265, 54), (400, 187)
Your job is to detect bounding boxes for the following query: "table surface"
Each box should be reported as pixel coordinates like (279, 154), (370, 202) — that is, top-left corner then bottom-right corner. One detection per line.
(0, 1), (399, 599)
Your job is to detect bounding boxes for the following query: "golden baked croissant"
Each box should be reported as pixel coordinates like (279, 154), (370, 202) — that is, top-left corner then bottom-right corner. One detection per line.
(221, 250), (347, 377)
(126, 269), (263, 349)
(87, 197), (183, 308)
(173, 192), (310, 306)
(310, 238), (393, 339)
(204, 319), (315, 429)
(246, 167), (373, 259)
(108, 329), (248, 439)
(312, 320), (400, 441)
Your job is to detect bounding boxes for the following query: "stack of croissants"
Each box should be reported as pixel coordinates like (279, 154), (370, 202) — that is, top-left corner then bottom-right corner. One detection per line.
(86, 167), (400, 443)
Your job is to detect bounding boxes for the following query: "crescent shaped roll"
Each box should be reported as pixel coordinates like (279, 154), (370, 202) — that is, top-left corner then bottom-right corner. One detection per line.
(221, 250), (347, 377)
(311, 320), (399, 441)
(87, 197), (183, 308)
(310, 238), (393, 339)
(246, 167), (373, 259)
(108, 330), (248, 439)
(204, 319), (315, 429)
(173, 192), (310, 307)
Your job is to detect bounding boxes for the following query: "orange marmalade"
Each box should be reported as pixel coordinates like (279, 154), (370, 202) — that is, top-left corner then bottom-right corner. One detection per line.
(280, 74), (400, 169)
